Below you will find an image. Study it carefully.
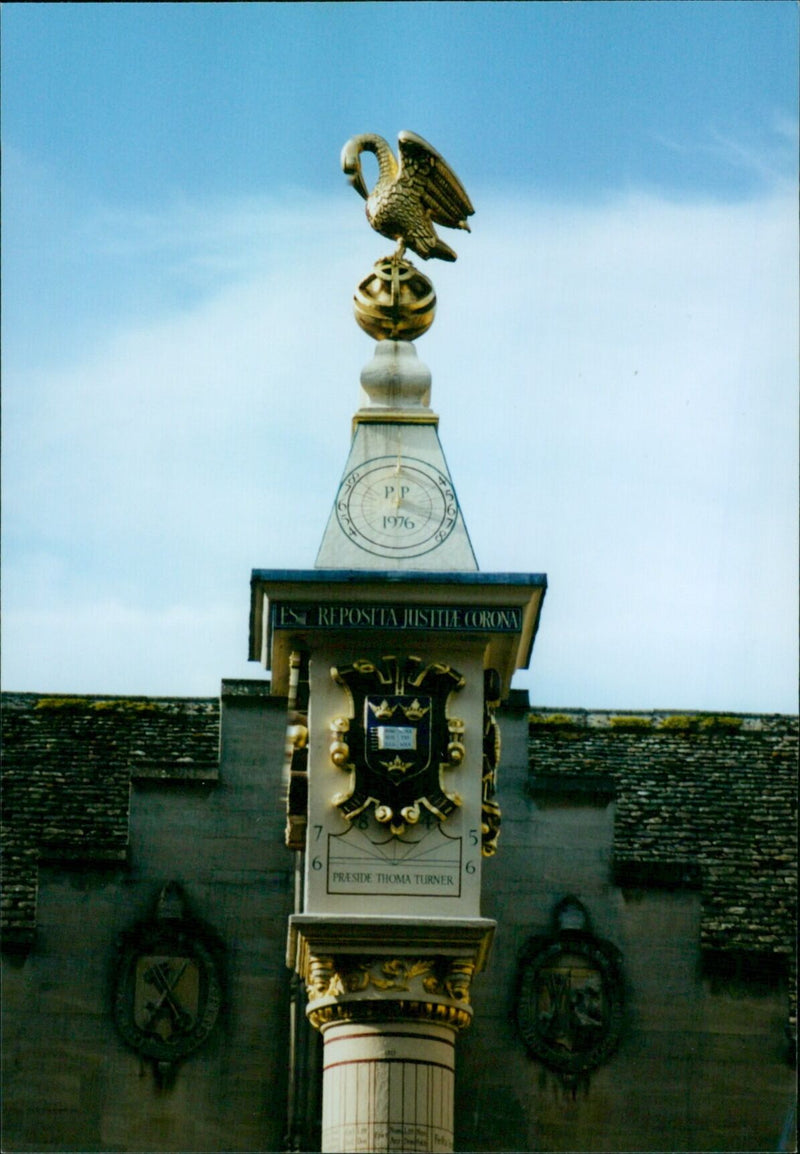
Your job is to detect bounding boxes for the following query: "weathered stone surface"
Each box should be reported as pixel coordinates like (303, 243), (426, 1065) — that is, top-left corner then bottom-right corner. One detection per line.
(1, 684), (295, 1154)
(528, 710), (796, 946)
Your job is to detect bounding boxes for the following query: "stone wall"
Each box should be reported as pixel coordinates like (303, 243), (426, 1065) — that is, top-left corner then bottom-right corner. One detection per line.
(2, 683), (294, 1153)
(528, 709), (796, 981)
(1, 693), (219, 951)
(453, 704), (796, 1153)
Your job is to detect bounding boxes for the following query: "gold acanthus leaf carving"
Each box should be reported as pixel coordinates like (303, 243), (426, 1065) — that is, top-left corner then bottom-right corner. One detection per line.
(303, 955), (477, 1006)
(370, 958), (436, 991)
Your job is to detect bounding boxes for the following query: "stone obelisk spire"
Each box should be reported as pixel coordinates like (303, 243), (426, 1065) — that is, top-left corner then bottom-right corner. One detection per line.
(317, 135), (478, 574)
(314, 331), (478, 572)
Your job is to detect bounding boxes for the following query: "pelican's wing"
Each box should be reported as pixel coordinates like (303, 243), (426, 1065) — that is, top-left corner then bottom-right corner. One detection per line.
(397, 131), (475, 228)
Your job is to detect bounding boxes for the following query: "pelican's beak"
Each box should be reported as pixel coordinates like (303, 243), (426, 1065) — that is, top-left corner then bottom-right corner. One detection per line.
(341, 140), (369, 201)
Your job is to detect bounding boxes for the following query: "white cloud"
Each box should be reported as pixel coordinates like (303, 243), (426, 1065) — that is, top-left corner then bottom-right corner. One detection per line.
(652, 113), (799, 189)
(3, 187), (797, 711)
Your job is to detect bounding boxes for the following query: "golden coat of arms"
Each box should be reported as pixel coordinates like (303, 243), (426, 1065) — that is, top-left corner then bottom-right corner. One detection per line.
(329, 655), (465, 835)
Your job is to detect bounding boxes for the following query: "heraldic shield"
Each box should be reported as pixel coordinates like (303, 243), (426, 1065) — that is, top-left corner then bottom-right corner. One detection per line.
(330, 655), (465, 834)
(134, 955), (200, 1040)
(112, 883), (224, 1086)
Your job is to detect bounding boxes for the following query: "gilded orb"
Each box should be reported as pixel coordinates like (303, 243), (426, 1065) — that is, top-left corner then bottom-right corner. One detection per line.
(353, 258), (436, 341)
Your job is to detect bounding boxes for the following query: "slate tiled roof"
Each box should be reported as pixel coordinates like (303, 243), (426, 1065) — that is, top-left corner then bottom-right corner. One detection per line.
(528, 709), (797, 981)
(1, 693), (219, 950)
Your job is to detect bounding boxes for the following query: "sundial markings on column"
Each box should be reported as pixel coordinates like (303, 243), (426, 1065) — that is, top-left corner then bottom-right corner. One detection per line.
(326, 820), (462, 896)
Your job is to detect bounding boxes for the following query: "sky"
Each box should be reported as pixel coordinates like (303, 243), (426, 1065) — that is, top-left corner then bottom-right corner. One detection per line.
(2, 1), (797, 712)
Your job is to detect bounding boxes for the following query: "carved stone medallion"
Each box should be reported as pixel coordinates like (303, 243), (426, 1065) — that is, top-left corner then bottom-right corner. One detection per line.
(516, 899), (624, 1078)
(112, 884), (223, 1082)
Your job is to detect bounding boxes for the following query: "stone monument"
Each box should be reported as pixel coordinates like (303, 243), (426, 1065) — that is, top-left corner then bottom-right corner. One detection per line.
(249, 131), (547, 1153)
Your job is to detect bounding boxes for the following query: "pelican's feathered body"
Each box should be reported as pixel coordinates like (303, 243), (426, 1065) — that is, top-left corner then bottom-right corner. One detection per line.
(341, 130), (474, 262)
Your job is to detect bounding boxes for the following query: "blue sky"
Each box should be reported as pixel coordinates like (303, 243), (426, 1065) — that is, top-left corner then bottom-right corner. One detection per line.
(2, 2), (797, 711)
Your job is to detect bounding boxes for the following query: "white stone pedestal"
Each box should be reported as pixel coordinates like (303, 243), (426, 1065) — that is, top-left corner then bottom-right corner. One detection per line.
(253, 568), (547, 1151)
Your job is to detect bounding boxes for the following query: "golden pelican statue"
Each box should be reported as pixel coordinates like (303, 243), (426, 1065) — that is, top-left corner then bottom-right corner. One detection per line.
(341, 130), (474, 262)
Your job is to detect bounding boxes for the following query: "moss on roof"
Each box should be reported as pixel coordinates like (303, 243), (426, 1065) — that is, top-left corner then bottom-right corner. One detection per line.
(528, 707), (797, 994)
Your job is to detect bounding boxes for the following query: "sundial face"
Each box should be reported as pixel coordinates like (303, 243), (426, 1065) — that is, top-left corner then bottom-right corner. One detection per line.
(335, 455), (458, 559)
(323, 807), (468, 898)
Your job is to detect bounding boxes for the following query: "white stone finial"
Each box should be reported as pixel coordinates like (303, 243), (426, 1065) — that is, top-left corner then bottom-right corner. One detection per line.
(359, 340), (432, 412)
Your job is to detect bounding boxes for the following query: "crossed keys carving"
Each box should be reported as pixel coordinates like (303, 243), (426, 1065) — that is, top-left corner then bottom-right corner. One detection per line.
(113, 889), (224, 1080)
(141, 959), (194, 1036)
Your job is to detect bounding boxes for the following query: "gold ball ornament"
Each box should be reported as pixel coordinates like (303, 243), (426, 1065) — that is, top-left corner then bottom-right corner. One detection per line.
(353, 258), (436, 341)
